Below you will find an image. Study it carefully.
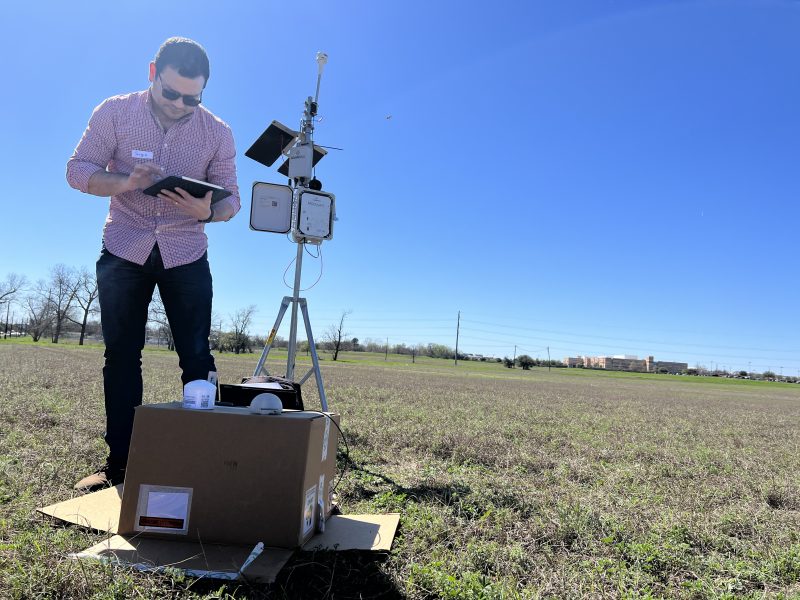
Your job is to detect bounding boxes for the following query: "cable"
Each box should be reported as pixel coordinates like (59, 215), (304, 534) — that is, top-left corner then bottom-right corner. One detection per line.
(281, 255), (296, 289)
(301, 244), (323, 292)
(307, 410), (349, 495)
(281, 244), (324, 292)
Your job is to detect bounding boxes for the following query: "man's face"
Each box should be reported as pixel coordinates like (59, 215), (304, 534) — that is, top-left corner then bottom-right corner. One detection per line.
(149, 64), (205, 121)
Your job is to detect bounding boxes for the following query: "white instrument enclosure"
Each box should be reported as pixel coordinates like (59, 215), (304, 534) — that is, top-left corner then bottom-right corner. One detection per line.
(250, 182), (294, 234)
(294, 190), (335, 242)
(288, 144), (314, 180)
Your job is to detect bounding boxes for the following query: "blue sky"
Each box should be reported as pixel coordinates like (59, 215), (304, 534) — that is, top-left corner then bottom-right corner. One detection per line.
(2, 0), (799, 374)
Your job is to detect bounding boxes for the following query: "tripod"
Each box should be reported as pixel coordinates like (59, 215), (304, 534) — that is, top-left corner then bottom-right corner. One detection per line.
(252, 239), (328, 411)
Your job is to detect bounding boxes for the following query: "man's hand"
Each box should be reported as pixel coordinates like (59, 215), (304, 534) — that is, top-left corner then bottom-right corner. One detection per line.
(125, 163), (165, 192)
(159, 187), (213, 221)
(87, 163), (164, 198)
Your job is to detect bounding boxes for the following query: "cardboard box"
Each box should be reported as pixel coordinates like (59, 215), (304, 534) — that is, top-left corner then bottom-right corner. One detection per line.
(118, 403), (339, 548)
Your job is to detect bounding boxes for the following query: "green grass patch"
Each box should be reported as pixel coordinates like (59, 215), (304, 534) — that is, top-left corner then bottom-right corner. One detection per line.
(1, 342), (800, 598)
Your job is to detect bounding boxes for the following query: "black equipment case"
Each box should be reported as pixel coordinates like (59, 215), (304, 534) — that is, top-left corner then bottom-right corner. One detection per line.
(216, 376), (304, 411)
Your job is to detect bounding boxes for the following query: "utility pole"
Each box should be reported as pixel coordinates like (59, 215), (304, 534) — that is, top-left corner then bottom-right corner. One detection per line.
(547, 346), (551, 373)
(512, 345), (517, 368)
(385, 337), (389, 361)
(454, 311), (460, 366)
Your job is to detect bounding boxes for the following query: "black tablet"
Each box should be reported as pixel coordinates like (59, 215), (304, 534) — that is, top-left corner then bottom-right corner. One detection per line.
(143, 176), (232, 204)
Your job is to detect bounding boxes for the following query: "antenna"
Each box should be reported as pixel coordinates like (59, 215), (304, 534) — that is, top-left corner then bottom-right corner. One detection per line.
(314, 52), (328, 103)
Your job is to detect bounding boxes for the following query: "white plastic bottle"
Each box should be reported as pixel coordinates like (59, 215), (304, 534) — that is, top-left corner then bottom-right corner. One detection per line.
(183, 379), (217, 410)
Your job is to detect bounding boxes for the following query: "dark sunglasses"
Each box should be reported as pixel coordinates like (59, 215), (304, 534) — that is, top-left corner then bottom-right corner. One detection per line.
(158, 74), (202, 107)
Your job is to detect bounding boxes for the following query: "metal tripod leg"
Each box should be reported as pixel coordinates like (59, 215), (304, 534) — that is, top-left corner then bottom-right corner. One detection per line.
(298, 298), (327, 411)
(253, 296), (328, 412)
(253, 296), (292, 378)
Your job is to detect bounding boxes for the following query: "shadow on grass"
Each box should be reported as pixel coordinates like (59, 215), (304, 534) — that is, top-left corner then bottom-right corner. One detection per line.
(342, 458), (472, 506)
(274, 550), (402, 599)
(179, 551), (402, 600)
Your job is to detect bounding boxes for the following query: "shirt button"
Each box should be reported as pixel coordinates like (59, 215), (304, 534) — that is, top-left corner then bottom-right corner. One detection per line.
(156, 212), (161, 216)
(155, 229), (160, 234)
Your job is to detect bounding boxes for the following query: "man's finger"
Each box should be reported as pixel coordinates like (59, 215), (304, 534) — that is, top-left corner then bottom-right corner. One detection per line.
(173, 187), (196, 200)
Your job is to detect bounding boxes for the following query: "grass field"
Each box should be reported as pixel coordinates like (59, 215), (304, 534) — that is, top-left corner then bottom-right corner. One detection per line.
(1, 340), (799, 599)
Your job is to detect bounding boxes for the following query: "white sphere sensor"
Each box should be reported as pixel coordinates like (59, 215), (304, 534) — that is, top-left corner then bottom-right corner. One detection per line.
(249, 393), (283, 415)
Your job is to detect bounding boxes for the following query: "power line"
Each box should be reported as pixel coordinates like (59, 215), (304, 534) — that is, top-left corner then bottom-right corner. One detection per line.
(461, 319), (793, 355)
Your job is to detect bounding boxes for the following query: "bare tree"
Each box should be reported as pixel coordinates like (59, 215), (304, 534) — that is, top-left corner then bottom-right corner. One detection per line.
(323, 310), (352, 361)
(209, 312), (224, 351)
(68, 267), (99, 345)
(0, 273), (27, 337)
(0, 273), (26, 309)
(148, 289), (174, 351)
(228, 305), (256, 354)
(48, 264), (80, 343)
(24, 284), (55, 342)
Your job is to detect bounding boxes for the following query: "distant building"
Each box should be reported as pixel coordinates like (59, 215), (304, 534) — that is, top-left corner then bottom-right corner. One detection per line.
(563, 354), (688, 374)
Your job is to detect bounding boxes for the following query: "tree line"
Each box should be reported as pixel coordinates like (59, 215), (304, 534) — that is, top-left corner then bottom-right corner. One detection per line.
(0, 270), (263, 353)
(0, 268), (98, 344)
(0, 272), (494, 362)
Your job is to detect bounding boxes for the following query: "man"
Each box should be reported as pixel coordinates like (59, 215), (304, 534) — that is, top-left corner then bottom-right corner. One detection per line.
(66, 37), (240, 492)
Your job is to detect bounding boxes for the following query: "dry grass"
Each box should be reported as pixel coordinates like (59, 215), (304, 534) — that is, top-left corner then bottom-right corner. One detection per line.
(1, 342), (799, 599)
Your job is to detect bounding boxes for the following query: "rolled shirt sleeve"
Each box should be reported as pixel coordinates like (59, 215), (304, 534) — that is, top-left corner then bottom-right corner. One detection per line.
(66, 99), (118, 193)
(206, 122), (241, 217)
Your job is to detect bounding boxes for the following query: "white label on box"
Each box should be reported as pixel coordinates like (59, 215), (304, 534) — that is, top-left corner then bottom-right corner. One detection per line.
(318, 474), (325, 508)
(322, 418), (331, 462)
(302, 486), (317, 536)
(134, 485), (192, 535)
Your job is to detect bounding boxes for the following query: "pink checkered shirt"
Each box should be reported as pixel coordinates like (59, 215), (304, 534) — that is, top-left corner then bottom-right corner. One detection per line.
(66, 90), (240, 268)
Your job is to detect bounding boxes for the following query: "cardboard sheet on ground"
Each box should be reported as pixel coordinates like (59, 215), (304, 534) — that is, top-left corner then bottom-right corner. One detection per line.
(37, 487), (400, 581)
(38, 485), (123, 533)
(303, 514), (400, 551)
(73, 536), (293, 583)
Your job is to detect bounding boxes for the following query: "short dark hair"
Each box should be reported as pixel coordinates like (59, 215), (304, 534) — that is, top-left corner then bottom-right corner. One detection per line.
(154, 37), (210, 85)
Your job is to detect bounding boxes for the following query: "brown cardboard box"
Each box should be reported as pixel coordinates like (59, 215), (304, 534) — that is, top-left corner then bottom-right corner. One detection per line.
(118, 403), (339, 548)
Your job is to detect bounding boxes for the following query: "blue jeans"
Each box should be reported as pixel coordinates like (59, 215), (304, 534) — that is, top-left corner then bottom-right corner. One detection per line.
(96, 244), (216, 467)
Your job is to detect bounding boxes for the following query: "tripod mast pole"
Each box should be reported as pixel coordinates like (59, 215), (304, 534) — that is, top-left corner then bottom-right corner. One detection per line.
(286, 240), (304, 380)
(252, 52), (332, 410)
(286, 55), (326, 379)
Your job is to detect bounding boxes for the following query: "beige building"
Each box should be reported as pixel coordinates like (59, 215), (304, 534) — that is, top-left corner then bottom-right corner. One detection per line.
(564, 354), (688, 374)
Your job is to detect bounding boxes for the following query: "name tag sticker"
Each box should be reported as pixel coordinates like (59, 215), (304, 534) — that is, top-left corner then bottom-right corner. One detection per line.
(132, 150), (154, 159)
